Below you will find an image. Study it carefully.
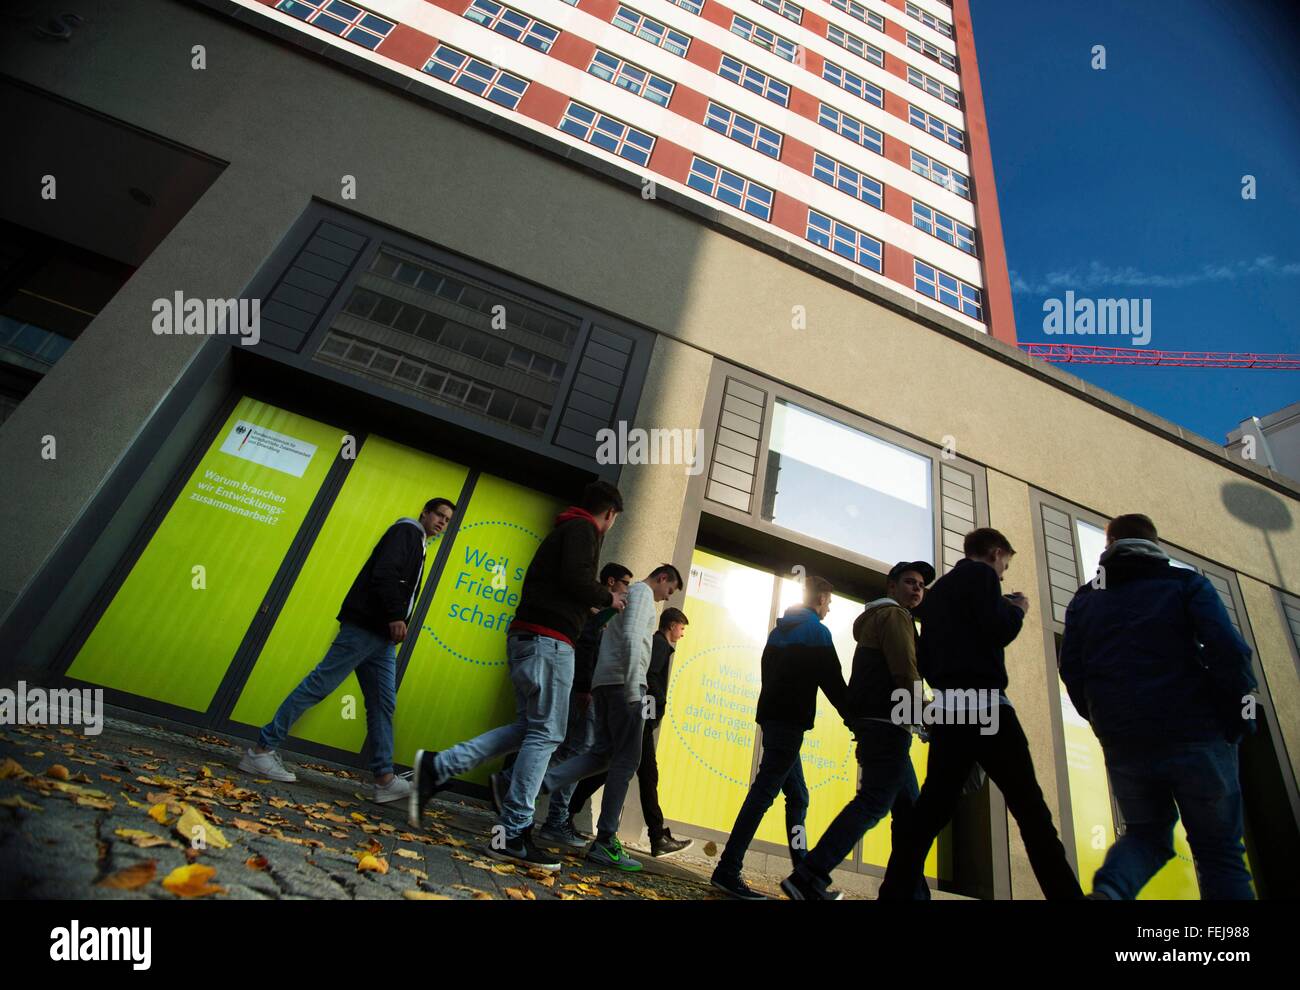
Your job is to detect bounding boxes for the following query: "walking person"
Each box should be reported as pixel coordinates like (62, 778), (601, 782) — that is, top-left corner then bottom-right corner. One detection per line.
(239, 498), (456, 803)
(535, 565), (684, 871)
(877, 528), (1083, 900)
(505, 561), (633, 848)
(565, 606), (695, 858)
(782, 561), (935, 900)
(407, 481), (627, 871)
(711, 576), (847, 900)
(1060, 513), (1257, 900)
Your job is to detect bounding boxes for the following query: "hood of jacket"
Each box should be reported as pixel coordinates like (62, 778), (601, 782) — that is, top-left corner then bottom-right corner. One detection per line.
(852, 597), (907, 642)
(554, 506), (599, 529)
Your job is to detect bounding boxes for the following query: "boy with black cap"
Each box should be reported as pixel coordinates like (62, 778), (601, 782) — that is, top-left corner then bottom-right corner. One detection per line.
(781, 560), (935, 900)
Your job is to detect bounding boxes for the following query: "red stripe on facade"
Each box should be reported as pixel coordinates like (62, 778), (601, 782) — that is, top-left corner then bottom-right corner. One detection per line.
(951, 0), (1015, 343)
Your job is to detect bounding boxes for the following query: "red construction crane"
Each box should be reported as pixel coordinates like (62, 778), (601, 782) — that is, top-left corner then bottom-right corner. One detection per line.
(1020, 343), (1300, 370)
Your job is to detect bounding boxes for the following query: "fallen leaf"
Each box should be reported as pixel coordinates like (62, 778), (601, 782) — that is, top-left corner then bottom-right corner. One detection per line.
(245, 855), (271, 871)
(350, 812), (369, 823)
(269, 797), (290, 809)
(703, 841), (718, 856)
(399, 867), (428, 880)
(503, 885), (536, 900)
(0, 795), (42, 811)
(490, 864), (516, 875)
(113, 828), (180, 849)
(174, 803), (231, 849)
(75, 796), (115, 810)
(99, 774), (121, 783)
(232, 818), (270, 834)
(356, 854), (388, 874)
(451, 884), (492, 899)
(403, 889), (450, 899)
(148, 803), (173, 825)
(96, 861), (156, 890)
(0, 758), (30, 780)
(200, 766), (214, 779)
(394, 849), (421, 860)
(45, 764), (70, 781)
(161, 864), (224, 898)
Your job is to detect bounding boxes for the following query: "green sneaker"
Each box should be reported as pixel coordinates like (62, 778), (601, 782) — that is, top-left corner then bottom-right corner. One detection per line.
(587, 835), (643, 872)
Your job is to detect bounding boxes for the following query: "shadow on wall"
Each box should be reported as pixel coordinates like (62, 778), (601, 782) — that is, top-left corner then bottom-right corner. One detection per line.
(1220, 481), (1293, 588)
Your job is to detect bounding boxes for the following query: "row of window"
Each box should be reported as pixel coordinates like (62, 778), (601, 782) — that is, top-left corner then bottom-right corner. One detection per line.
(282, 0), (965, 155)
(319, 331), (553, 433)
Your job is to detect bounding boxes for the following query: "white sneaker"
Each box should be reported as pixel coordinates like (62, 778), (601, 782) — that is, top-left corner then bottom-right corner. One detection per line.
(238, 747), (297, 782)
(372, 775), (411, 804)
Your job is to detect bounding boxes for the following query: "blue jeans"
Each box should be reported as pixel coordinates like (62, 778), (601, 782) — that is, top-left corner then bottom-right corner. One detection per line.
(499, 687), (596, 828)
(716, 721), (808, 879)
(800, 720), (930, 898)
(1092, 738), (1254, 900)
(433, 635), (574, 839)
(259, 621), (397, 776)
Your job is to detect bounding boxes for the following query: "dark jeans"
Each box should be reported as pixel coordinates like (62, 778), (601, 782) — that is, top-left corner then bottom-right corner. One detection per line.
(879, 705), (1082, 900)
(799, 720), (930, 898)
(716, 721), (808, 879)
(569, 719), (667, 840)
(1092, 738), (1254, 900)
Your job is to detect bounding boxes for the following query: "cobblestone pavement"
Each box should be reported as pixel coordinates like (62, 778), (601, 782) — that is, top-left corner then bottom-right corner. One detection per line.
(0, 716), (761, 901)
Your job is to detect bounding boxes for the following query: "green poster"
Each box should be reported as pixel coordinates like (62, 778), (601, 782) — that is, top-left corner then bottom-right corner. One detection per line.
(229, 436), (468, 752)
(67, 398), (340, 711)
(392, 473), (564, 782)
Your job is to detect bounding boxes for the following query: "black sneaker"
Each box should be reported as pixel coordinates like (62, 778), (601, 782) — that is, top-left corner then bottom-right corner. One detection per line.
(408, 749), (446, 829)
(710, 870), (768, 900)
(651, 831), (694, 858)
(781, 869), (834, 901)
(488, 771), (509, 816)
(486, 829), (562, 872)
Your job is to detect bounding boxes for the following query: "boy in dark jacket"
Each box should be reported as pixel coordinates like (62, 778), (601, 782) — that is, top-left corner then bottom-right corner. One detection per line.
(878, 528), (1082, 900)
(712, 576), (847, 900)
(1060, 513), (1256, 899)
(241, 498), (456, 802)
(782, 561), (934, 900)
(409, 481), (627, 871)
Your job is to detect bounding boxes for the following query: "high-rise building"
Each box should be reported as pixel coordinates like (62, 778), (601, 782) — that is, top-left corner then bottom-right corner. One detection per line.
(1, 0), (1297, 899)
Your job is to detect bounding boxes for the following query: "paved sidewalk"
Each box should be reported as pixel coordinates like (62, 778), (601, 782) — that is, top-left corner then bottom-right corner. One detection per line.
(0, 716), (732, 901)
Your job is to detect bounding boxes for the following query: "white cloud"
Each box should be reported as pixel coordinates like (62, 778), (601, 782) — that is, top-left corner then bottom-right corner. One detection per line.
(1010, 257), (1300, 296)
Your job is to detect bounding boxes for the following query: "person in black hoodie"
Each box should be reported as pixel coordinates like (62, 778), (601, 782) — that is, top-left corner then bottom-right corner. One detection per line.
(712, 576), (847, 900)
(878, 528), (1083, 900)
(782, 560), (934, 900)
(240, 498), (456, 802)
(409, 481), (627, 871)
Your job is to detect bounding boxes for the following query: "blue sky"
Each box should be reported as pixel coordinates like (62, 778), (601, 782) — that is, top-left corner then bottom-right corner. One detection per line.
(971, 0), (1300, 443)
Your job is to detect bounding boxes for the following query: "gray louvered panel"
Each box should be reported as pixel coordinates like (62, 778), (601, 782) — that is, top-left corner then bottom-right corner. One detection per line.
(940, 463), (974, 489)
(716, 426), (759, 457)
(722, 391), (764, 423)
(711, 461), (755, 494)
(1040, 504), (1070, 529)
(941, 478), (974, 506)
(713, 444), (757, 475)
(725, 378), (765, 407)
(944, 498), (975, 523)
(707, 479), (751, 512)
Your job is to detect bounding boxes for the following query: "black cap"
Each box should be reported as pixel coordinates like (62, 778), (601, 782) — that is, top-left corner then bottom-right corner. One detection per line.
(888, 560), (936, 586)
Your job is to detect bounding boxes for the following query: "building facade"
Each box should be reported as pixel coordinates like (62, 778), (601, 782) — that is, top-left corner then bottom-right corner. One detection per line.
(1, 0), (1298, 898)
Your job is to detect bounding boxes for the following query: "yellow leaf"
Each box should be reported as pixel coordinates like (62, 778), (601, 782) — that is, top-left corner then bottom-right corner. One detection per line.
(113, 828), (179, 849)
(75, 796), (115, 810)
(350, 812), (369, 822)
(201, 766), (214, 779)
(231, 818), (270, 834)
(403, 889), (450, 899)
(0, 795), (41, 811)
(161, 863), (224, 898)
(356, 854), (389, 874)
(148, 803), (172, 825)
(96, 861), (156, 890)
(399, 867), (428, 881)
(269, 797), (290, 809)
(394, 848), (421, 860)
(490, 863), (516, 875)
(503, 885), (536, 900)
(245, 855), (271, 871)
(0, 758), (30, 780)
(45, 764), (70, 781)
(174, 803), (231, 849)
